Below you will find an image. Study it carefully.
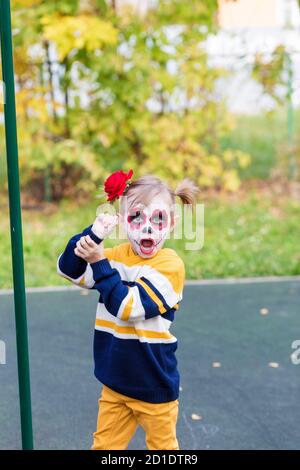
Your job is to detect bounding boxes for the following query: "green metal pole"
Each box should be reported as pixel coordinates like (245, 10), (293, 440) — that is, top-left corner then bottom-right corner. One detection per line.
(0, 0), (34, 450)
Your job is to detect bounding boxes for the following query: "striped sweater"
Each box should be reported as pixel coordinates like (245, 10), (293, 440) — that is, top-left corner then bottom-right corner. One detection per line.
(57, 225), (185, 403)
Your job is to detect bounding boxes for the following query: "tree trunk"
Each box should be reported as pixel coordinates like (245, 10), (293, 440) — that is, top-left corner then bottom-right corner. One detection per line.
(63, 56), (70, 138)
(44, 40), (57, 124)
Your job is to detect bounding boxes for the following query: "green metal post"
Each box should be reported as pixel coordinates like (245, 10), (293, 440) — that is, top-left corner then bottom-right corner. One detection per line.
(0, 0), (34, 449)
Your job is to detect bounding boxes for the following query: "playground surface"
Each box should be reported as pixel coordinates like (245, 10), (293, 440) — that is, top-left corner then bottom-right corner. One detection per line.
(1, 278), (300, 450)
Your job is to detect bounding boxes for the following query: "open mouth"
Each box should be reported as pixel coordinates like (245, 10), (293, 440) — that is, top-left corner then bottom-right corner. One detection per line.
(141, 238), (154, 248)
(133, 237), (163, 255)
(140, 238), (155, 254)
(138, 238), (156, 254)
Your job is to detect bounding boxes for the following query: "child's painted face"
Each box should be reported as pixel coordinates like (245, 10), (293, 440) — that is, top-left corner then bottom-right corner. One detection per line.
(123, 195), (173, 258)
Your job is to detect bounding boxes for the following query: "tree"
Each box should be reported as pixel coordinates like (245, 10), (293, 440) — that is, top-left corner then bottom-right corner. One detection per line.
(5, 0), (251, 200)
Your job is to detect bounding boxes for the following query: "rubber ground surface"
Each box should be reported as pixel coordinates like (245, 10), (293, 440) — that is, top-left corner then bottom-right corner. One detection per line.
(1, 280), (299, 449)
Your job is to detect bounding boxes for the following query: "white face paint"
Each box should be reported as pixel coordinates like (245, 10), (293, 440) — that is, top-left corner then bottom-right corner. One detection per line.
(122, 195), (173, 259)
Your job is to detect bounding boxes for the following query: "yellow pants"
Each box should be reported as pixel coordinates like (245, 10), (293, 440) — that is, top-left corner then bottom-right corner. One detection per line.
(91, 385), (179, 450)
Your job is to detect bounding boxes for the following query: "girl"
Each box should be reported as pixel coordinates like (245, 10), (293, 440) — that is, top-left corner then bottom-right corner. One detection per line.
(57, 169), (199, 450)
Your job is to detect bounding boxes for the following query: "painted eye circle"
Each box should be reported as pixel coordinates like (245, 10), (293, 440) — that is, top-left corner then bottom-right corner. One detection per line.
(152, 215), (163, 223)
(151, 210), (168, 227)
(127, 210), (145, 225)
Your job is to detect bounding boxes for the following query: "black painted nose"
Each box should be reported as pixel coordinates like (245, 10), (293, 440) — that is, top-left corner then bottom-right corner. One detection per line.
(142, 226), (153, 234)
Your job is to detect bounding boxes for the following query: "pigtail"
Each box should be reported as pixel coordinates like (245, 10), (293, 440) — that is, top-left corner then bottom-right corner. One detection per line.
(174, 178), (200, 207)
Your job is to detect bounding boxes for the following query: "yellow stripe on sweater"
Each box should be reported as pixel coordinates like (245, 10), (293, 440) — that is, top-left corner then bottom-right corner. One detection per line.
(120, 291), (134, 321)
(136, 279), (167, 315)
(95, 318), (172, 339)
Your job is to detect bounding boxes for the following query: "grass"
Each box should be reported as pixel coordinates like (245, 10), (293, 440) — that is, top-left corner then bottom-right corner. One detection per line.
(1, 111), (300, 288)
(221, 110), (300, 179)
(170, 192), (300, 279)
(0, 189), (299, 289)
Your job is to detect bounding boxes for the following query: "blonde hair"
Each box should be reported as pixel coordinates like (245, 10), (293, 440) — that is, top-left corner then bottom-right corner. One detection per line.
(120, 174), (200, 213)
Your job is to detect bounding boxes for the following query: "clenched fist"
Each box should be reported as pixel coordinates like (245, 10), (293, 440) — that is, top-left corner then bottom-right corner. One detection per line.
(74, 235), (104, 264)
(91, 213), (119, 239)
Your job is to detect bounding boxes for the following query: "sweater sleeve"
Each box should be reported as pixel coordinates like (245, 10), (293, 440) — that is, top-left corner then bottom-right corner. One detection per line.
(57, 225), (103, 289)
(90, 256), (185, 322)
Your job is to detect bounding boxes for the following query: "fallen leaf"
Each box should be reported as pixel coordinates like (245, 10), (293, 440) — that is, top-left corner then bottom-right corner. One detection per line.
(260, 308), (269, 315)
(191, 413), (202, 421)
(80, 289), (89, 296)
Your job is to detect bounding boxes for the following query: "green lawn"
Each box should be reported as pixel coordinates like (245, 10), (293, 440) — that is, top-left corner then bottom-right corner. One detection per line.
(170, 192), (300, 279)
(0, 190), (299, 289)
(221, 110), (300, 179)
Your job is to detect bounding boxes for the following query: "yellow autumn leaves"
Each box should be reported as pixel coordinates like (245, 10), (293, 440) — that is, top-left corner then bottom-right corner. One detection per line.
(8, 0), (253, 199)
(42, 14), (118, 61)
(13, 0), (42, 6)
(130, 115), (251, 192)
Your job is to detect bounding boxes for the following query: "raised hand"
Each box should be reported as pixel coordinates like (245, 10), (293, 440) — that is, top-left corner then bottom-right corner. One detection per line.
(91, 213), (119, 239)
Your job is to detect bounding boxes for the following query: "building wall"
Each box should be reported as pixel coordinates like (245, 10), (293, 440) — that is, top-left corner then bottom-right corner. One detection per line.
(218, 0), (280, 29)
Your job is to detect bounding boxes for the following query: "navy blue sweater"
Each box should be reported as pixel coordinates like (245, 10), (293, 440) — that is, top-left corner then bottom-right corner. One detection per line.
(57, 226), (185, 403)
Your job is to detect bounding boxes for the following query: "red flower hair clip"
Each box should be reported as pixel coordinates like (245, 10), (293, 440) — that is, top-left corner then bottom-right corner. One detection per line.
(103, 169), (134, 202)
